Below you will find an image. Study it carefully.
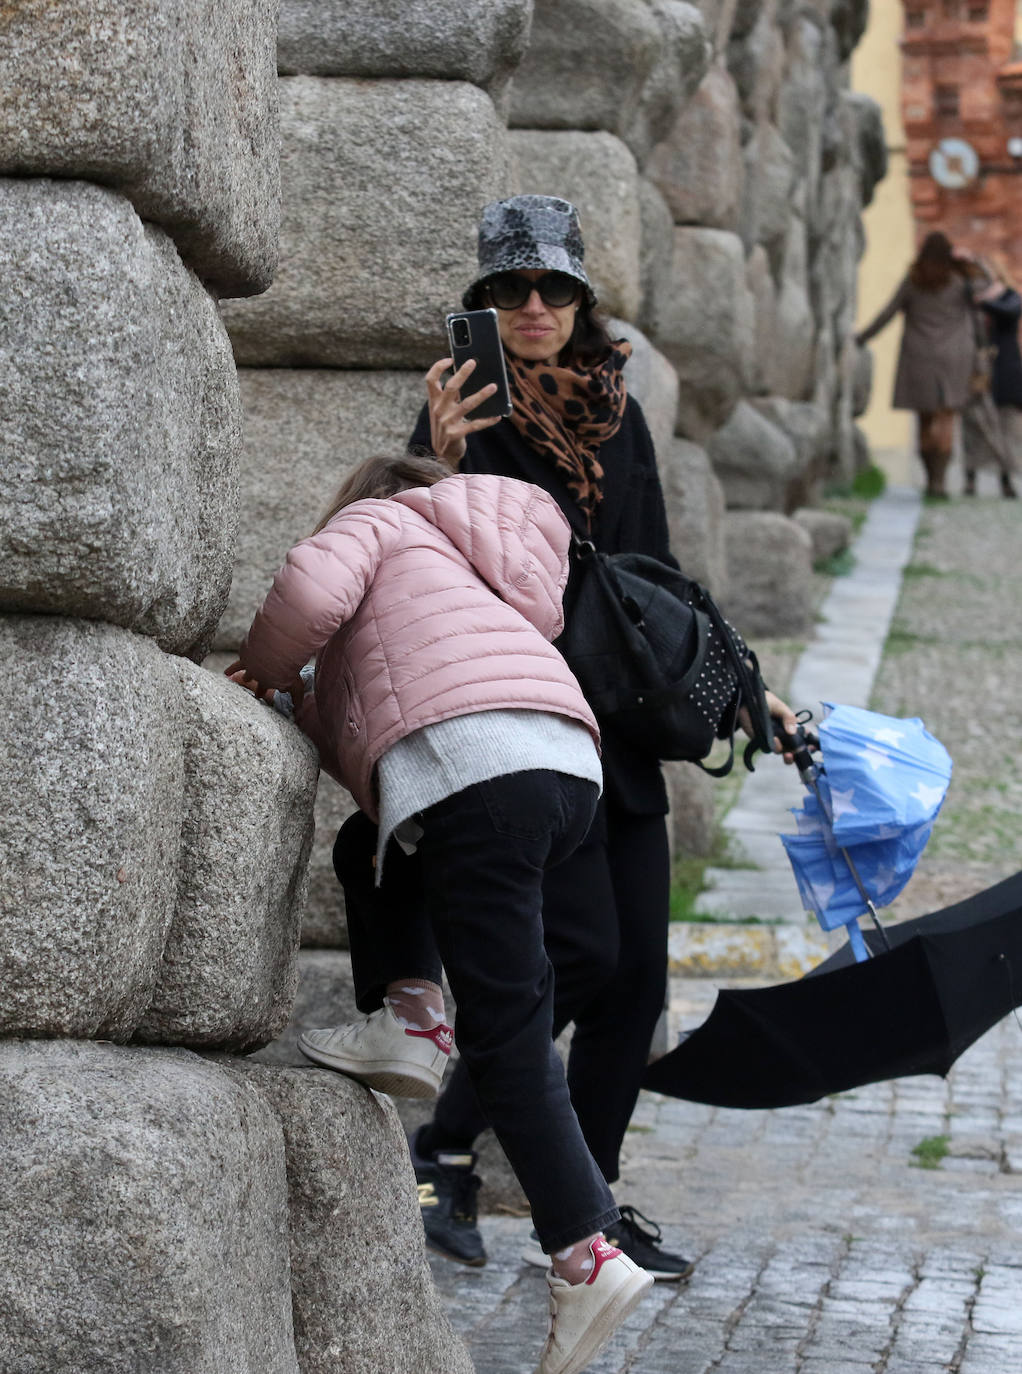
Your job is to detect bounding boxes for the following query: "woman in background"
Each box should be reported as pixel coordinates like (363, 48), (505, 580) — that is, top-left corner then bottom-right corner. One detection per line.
(856, 230), (976, 499)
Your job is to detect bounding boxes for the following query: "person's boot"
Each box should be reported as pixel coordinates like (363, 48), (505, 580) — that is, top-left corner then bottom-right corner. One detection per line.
(409, 1127), (487, 1266)
(963, 469), (977, 496)
(921, 447), (951, 499)
(1002, 472), (1018, 499)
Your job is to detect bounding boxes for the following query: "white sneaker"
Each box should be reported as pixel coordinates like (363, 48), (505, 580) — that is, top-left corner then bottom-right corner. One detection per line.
(535, 1237), (654, 1374)
(297, 1005), (452, 1099)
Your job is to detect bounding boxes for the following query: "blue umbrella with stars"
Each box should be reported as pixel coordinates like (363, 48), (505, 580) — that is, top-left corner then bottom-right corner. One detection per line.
(780, 704), (952, 961)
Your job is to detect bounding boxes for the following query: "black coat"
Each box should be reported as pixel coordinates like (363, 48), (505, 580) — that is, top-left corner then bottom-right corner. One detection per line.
(981, 289), (1022, 408)
(409, 397), (676, 815)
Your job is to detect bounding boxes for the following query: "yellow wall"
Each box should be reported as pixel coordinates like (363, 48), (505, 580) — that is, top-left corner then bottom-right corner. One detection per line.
(852, 2), (914, 461)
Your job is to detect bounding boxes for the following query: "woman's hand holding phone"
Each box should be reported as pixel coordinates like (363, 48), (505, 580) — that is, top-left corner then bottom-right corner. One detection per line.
(425, 355), (504, 465)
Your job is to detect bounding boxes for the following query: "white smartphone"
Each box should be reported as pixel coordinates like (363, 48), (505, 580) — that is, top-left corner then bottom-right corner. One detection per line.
(445, 308), (513, 420)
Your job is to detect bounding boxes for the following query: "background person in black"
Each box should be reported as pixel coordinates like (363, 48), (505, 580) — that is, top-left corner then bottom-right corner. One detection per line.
(966, 252), (1021, 499)
(335, 195), (797, 1280)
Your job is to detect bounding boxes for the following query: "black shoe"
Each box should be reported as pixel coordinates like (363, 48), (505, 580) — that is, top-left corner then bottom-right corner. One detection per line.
(409, 1128), (487, 1267)
(605, 1206), (695, 1282)
(520, 1205), (695, 1283)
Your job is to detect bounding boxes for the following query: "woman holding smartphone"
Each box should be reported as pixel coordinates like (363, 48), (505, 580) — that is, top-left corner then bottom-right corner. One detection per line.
(335, 194), (796, 1282)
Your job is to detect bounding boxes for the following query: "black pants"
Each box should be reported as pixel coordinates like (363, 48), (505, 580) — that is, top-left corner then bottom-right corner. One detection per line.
(343, 770), (617, 1252)
(336, 794), (670, 1185)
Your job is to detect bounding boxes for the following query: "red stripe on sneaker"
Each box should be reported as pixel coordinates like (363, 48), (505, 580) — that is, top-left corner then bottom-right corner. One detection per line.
(585, 1235), (623, 1284)
(405, 1023), (453, 1054)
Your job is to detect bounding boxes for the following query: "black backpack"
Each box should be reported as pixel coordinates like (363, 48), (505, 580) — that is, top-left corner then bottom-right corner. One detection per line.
(556, 538), (774, 775)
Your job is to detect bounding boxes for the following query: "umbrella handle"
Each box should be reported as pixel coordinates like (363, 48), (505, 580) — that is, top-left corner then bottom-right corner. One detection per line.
(775, 720), (821, 785)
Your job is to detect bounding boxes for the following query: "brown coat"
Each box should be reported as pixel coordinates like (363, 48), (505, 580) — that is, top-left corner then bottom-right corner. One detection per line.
(858, 275), (977, 412)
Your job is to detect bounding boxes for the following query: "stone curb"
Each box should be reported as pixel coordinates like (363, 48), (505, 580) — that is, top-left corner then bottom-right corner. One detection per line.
(667, 921), (829, 979)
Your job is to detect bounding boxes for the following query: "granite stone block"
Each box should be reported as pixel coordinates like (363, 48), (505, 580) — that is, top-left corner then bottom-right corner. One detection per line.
(0, 617), (183, 1039)
(0, 180), (240, 661)
(0, 0), (280, 296)
(221, 78), (512, 367)
(0, 1040), (298, 1374)
(135, 661), (319, 1051)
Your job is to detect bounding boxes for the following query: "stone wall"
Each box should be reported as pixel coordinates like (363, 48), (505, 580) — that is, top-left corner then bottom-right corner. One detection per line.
(0, 3), (470, 1369)
(217, 0), (883, 947)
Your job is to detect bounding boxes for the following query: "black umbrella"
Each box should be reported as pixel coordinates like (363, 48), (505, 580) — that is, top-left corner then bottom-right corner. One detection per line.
(643, 869), (1022, 1110)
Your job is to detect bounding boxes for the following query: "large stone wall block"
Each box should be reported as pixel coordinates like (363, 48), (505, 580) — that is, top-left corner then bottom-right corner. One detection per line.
(610, 318), (680, 458)
(638, 176), (677, 336)
(706, 400), (800, 511)
(510, 0), (711, 166)
(647, 61), (745, 230)
(0, 617), (183, 1039)
(0, 0), (280, 297)
(303, 778), (359, 948)
(277, 0), (533, 106)
(510, 130), (642, 321)
(218, 369), (426, 649)
(660, 437), (727, 594)
(509, 0), (662, 146)
(250, 950), (361, 1065)
(746, 243), (778, 395)
(721, 510), (814, 638)
(727, 4), (785, 123)
(623, 2), (713, 165)
(739, 123), (796, 263)
(199, 653), (355, 951)
(752, 396), (832, 508)
(230, 1062), (474, 1374)
(0, 180), (240, 661)
(776, 15), (829, 216)
(135, 662), (319, 1051)
(221, 79), (511, 367)
(0, 1040), (298, 1374)
(654, 227), (754, 441)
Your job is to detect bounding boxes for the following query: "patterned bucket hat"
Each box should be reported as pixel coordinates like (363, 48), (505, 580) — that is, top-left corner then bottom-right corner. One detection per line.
(463, 195), (598, 308)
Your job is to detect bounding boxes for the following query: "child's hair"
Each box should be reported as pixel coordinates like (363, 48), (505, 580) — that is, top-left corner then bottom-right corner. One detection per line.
(312, 450), (453, 533)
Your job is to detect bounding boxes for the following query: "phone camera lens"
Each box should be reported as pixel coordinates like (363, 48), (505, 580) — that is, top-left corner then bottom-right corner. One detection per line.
(451, 318), (471, 348)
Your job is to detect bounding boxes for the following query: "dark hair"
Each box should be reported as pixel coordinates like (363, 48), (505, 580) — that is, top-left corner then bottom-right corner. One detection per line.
(562, 301), (616, 368)
(312, 451), (452, 534)
(909, 231), (966, 291)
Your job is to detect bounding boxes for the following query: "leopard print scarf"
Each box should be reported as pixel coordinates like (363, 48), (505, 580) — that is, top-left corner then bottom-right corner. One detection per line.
(506, 339), (632, 531)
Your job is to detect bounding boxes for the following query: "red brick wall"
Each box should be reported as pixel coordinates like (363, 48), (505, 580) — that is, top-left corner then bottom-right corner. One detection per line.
(901, 0), (1022, 275)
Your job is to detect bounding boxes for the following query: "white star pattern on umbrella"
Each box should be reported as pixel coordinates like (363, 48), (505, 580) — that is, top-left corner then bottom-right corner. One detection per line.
(809, 877), (835, 913)
(912, 782), (946, 810)
(829, 787), (859, 819)
(870, 864), (900, 895)
(871, 727), (906, 747)
(858, 746), (895, 773)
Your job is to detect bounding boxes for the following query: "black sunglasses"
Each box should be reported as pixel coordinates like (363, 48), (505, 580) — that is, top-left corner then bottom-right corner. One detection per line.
(485, 271), (582, 310)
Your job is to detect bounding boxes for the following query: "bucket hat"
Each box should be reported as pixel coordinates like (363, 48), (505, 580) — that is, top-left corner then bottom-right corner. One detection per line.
(463, 195), (597, 308)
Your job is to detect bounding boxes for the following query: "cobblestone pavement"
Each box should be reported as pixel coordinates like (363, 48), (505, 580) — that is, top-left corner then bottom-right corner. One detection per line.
(430, 484), (1022, 1372)
(432, 988), (1022, 1374)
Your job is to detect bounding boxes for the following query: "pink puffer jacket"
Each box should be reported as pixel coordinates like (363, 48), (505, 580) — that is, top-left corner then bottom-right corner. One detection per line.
(239, 473), (600, 818)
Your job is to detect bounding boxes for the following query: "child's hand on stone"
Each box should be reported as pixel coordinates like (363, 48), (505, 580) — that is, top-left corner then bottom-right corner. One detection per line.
(224, 660), (276, 703)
